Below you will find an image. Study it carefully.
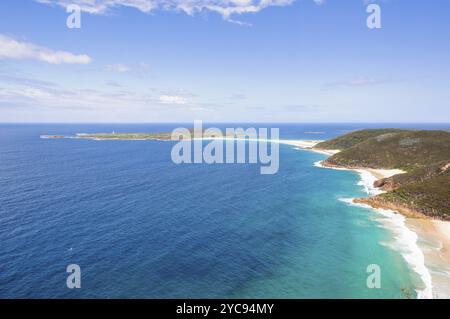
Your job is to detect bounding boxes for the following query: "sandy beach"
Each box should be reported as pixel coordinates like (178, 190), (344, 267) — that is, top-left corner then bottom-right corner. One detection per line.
(285, 140), (403, 178)
(280, 139), (340, 156)
(406, 219), (450, 298)
(290, 139), (450, 299)
(362, 168), (406, 179)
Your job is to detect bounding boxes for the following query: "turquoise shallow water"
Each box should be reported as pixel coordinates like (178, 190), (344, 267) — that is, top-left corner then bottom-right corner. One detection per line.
(1, 123), (447, 298)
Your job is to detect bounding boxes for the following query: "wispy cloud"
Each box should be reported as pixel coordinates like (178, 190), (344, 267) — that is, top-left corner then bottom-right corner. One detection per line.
(0, 72), (222, 122)
(0, 34), (91, 64)
(106, 64), (132, 73)
(106, 63), (150, 77)
(159, 95), (187, 105)
(35, 0), (329, 23)
(0, 80), (151, 110)
(229, 92), (247, 100)
(325, 77), (389, 88)
(0, 74), (59, 89)
(105, 81), (123, 87)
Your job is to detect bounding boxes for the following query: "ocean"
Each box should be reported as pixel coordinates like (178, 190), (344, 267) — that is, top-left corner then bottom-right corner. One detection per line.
(1, 123), (448, 298)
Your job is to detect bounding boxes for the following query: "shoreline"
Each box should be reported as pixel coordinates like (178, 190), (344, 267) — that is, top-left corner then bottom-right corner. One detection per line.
(405, 219), (450, 299)
(43, 134), (449, 297)
(291, 139), (450, 299)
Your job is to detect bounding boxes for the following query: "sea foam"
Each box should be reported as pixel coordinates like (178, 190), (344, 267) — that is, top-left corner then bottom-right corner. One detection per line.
(338, 180), (433, 298)
(317, 160), (434, 298)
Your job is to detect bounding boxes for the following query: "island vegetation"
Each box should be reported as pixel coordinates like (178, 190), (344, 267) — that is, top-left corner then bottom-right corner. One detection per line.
(44, 130), (236, 141)
(77, 132), (174, 140)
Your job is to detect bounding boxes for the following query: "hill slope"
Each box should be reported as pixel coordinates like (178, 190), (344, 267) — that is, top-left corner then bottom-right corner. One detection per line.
(318, 129), (450, 220)
(315, 129), (402, 150)
(323, 130), (450, 171)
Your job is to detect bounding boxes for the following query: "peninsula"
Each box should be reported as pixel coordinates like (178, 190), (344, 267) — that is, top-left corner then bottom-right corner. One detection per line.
(314, 129), (450, 220)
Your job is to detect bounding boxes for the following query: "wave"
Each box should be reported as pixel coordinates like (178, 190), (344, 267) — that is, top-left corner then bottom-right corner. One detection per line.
(354, 170), (385, 196)
(373, 208), (433, 299)
(314, 160), (347, 171)
(317, 159), (434, 298)
(338, 197), (433, 299)
(354, 169), (433, 298)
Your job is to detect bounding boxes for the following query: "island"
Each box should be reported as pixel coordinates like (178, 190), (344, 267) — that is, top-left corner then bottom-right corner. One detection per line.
(43, 130), (250, 141)
(76, 132), (174, 140)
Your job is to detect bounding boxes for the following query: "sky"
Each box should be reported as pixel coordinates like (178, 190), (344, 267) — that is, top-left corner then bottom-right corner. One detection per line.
(0, 0), (449, 123)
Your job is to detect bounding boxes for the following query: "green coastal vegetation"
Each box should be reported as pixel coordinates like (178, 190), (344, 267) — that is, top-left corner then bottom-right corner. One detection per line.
(319, 130), (450, 171)
(376, 166), (450, 219)
(317, 129), (450, 220)
(315, 129), (403, 150)
(77, 132), (174, 140)
(44, 129), (248, 140)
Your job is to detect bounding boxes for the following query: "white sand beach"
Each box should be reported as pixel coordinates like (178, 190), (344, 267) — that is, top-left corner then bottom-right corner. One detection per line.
(289, 139), (450, 299)
(285, 140), (404, 177)
(362, 168), (406, 179)
(406, 219), (450, 299)
(279, 139), (340, 155)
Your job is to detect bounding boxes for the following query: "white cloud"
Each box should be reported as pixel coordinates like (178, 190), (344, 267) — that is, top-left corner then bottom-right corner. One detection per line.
(0, 34), (92, 64)
(106, 64), (132, 72)
(313, 0), (324, 5)
(159, 94), (187, 104)
(0, 78), (151, 110)
(36, 0), (300, 21)
(106, 63), (150, 75)
(0, 74), (220, 122)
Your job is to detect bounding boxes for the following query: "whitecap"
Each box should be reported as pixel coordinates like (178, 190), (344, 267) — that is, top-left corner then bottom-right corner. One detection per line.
(339, 197), (433, 298)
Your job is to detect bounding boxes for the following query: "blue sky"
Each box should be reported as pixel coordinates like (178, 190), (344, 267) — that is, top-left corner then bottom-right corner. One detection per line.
(0, 0), (449, 122)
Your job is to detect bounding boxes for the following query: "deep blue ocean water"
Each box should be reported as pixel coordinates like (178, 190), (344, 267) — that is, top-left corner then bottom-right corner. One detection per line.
(1, 123), (449, 298)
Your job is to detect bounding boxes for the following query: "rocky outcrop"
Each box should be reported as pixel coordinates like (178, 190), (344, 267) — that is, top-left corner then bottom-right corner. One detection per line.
(353, 197), (428, 219)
